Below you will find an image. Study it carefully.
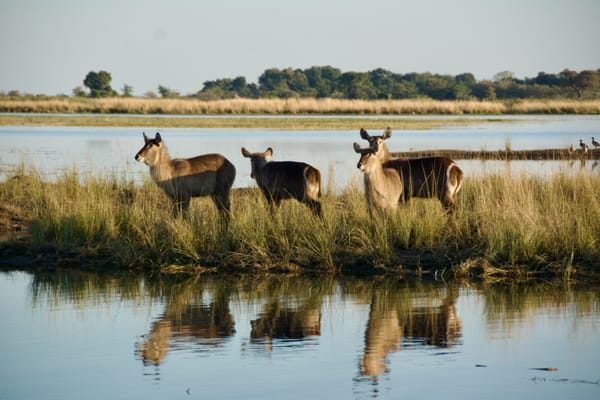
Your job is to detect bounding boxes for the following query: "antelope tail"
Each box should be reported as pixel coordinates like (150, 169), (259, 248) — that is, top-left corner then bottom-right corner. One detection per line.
(447, 163), (464, 196)
(304, 167), (322, 199)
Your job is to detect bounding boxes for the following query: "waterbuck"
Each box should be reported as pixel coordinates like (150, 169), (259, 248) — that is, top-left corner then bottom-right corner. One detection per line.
(241, 147), (322, 217)
(135, 132), (236, 219)
(354, 143), (402, 216)
(358, 128), (464, 211)
(354, 141), (463, 212)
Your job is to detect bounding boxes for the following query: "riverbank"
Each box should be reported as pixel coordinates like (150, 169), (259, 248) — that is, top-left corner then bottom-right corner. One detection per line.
(1, 168), (599, 281)
(0, 113), (493, 130)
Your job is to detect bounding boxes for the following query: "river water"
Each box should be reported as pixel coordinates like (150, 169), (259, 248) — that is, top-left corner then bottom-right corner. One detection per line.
(1, 116), (600, 399)
(0, 270), (598, 400)
(1, 115), (600, 191)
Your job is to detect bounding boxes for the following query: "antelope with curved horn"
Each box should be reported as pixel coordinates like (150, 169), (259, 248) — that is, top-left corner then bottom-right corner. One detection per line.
(241, 147), (322, 217)
(359, 128), (464, 211)
(135, 132), (236, 220)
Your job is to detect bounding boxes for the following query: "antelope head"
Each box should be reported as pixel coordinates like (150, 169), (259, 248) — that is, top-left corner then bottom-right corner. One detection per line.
(360, 127), (392, 162)
(241, 147), (272, 179)
(135, 132), (163, 166)
(354, 142), (379, 173)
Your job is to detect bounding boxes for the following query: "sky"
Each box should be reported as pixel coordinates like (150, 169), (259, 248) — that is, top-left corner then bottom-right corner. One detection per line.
(1, 0), (599, 96)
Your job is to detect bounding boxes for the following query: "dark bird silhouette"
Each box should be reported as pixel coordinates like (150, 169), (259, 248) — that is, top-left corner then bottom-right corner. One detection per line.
(592, 137), (600, 148)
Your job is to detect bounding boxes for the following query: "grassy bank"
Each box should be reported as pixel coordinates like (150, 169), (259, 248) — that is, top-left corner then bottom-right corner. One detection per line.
(1, 97), (600, 115)
(1, 166), (599, 280)
(0, 114), (490, 130)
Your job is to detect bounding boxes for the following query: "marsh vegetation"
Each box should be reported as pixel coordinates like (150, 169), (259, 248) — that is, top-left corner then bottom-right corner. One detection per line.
(2, 165), (599, 279)
(1, 97), (600, 117)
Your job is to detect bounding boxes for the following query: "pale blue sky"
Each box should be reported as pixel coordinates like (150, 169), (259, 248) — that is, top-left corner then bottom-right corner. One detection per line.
(1, 0), (599, 96)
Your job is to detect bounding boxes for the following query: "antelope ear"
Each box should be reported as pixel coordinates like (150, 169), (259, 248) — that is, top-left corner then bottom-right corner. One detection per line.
(265, 147), (273, 157)
(360, 128), (371, 140)
(143, 132), (149, 143)
(155, 132), (162, 143)
(241, 147), (251, 157)
(383, 127), (392, 139)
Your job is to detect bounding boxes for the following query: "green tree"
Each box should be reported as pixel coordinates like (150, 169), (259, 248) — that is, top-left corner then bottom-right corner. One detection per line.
(72, 86), (87, 97)
(471, 81), (496, 100)
(368, 68), (396, 99)
(493, 70), (515, 82)
(532, 72), (561, 86)
(158, 85), (180, 98)
(83, 70), (116, 97)
(455, 73), (477, 87)
(304, 66), (340, 97)
(121, 84), (134, 97)
(337, 72), (377, 99)
(391, 81), (419, 99)
(560, 69), (599, 98)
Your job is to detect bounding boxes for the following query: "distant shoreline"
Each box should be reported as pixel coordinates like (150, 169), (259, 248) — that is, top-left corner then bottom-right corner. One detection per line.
(1, 97), (599, 130)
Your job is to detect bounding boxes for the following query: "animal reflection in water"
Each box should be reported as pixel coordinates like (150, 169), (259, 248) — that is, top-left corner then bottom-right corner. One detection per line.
(250, 300), (322, 351)
(138, 292), (235, 366)
(138, 293), (321, 364)
(360, 287), (462, 377)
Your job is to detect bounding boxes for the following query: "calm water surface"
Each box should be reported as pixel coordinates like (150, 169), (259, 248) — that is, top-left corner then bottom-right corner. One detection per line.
(2, 116), (600, 189)
(1, 270), (598, 400)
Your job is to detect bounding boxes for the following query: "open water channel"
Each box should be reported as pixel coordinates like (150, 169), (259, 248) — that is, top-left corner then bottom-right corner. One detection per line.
(1, 115), (600, 190)
(1, 271), (599, 400)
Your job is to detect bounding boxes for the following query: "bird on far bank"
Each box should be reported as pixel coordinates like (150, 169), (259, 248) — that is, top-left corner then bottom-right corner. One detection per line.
(592, 137), (600, 148)
(580, 139), (589, 154)
(569, 144), (576, 154)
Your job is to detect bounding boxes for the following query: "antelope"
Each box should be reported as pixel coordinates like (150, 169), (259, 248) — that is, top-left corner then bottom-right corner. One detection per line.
(135, 132), (236, 219)
(354, 143), (402, 216)
(241, 147), (322, 217)
(358, 128), (464, 211)
(354, 143), (464, 211)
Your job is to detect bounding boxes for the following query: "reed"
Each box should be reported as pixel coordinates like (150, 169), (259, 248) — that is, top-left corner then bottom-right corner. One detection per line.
(1, 97), (600, 115)
(1, 166), (600, 278)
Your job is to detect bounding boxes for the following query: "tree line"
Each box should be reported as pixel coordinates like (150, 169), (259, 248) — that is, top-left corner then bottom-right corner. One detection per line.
(68, 66), (600, 101)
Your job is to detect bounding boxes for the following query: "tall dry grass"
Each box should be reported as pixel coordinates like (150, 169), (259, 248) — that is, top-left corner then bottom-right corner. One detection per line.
(1, 166), (600, 277)
(1, 97), (600, 115)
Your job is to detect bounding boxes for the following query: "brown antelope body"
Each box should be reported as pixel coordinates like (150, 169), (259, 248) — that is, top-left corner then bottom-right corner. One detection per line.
(359, 128), (464, 210)
(135, 132), (236, 217)
(241, 147), (322, 217)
